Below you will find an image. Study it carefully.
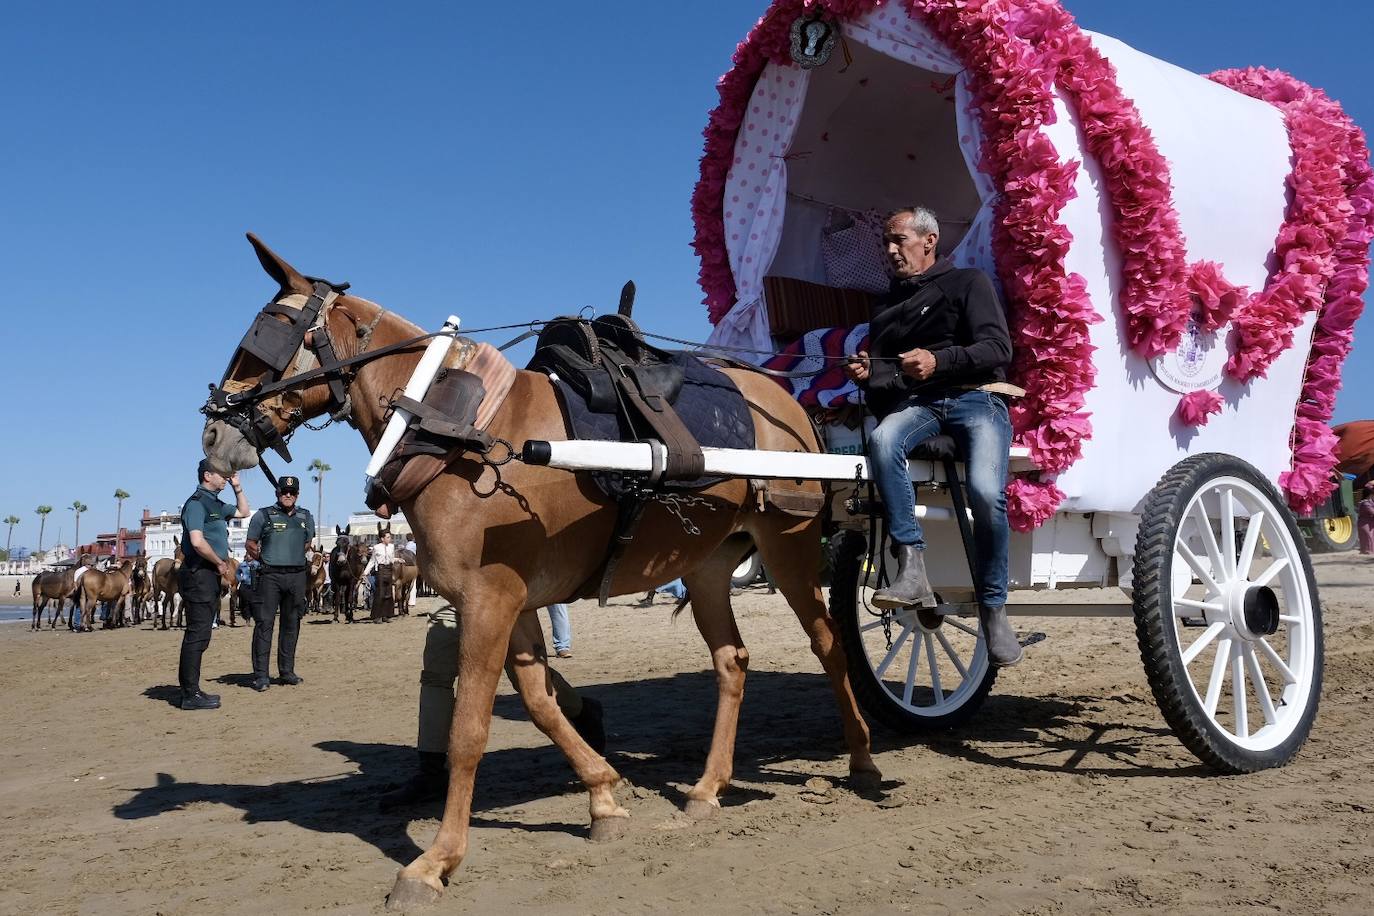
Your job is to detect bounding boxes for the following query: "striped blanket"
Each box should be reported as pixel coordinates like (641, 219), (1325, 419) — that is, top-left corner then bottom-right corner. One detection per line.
(761, 324), (869, 408)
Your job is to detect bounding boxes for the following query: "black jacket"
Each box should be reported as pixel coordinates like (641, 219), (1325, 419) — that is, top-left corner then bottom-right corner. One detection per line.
(861, 259), (1012, 418)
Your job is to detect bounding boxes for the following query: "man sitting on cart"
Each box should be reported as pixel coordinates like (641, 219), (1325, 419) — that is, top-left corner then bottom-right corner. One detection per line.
(843, 206), (1021, 667)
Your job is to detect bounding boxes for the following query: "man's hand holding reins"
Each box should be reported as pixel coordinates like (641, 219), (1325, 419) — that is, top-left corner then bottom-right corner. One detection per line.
(843, 351), (871, 384)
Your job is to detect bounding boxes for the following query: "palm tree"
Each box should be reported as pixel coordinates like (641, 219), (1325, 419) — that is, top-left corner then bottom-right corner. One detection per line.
(4, 515), (20, 557)
(71, 500), (88, 554)
(35, 505), (52, 552)
(308, 459), (331, 548)
(113, 489), (130, 558)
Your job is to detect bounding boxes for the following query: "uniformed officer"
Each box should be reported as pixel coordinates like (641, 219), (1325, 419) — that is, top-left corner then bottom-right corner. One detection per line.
(245, 476), (315, 691)
(178, 458), (250, 711)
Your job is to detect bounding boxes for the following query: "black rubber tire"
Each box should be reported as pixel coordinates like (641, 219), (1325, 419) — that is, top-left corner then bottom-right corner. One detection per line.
(731, 550), (763, 588)
(1305, 515), (1357, 553)
(828, 529), (997, 733)
(1131, 453), (1324, 774)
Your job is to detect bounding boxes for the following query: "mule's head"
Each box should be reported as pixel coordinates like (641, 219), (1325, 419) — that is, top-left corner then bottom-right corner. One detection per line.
(201, 234), (353, 474)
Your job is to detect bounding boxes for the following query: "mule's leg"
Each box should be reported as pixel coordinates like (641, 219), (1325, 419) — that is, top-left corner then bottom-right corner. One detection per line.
(679, 544), (754, 819)
(751, 514), (880, 789)
(504, 610), (627, 839)
(389, 597), (519, 909)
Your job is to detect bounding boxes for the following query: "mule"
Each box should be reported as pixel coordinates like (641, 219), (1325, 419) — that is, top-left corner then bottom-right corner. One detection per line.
(129, 557), (151, 625)
(151, 539), (183, 629)
(306, 552), (328, 614)
(31, 555), (95, 630)
(77, 560), (134, 629)
(391, 549), (419, 615)
(200, 235), (877, 908)
(327, 533), (366, 623)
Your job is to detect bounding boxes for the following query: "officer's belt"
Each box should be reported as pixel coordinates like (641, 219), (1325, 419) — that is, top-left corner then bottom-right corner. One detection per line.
(262, 564), (307, 572)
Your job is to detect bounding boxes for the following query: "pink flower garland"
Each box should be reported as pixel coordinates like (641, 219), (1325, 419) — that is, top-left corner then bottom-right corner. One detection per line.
(1175, 390), (1225, 427)
(1210, 67), (1374, 511)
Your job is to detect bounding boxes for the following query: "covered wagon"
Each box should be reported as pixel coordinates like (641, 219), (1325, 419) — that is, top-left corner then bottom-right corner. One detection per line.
(682, 0), (1374, 772)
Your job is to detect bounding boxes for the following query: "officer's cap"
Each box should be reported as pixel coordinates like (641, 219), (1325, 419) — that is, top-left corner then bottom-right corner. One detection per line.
(277, 476), (301, 494)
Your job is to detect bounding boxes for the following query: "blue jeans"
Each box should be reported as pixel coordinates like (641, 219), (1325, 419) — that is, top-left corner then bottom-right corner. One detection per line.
(656, 578), (687, 600)
(869, 389), (1012, 607)
(546, 604), (571, 653)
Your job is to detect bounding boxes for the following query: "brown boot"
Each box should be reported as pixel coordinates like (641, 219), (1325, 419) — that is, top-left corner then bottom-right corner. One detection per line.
(872, 545), (937, 609)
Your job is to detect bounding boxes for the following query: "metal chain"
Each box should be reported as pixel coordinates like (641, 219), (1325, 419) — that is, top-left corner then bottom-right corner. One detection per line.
(653, 491), (716, 536)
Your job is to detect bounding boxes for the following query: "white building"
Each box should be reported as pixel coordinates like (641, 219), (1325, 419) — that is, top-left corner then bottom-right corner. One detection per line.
(342, 510), (412, 543)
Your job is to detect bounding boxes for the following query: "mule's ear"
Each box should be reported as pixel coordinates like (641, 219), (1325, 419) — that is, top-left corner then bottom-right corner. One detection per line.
(344, 525), (350, 535)
(246, 232), (312, 295)
(173, 536), (180, 547)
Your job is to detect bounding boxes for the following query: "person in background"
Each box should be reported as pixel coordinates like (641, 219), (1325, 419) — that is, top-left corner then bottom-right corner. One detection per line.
(1358, 482), (1374, 556)
(363, 525), (397, 621)
(176, 459), (250, 711)
(403, 534), (419, 609)
(244, 476), (314, 691)
(235, 554), (261, 628)
(547, 604), (572, 658)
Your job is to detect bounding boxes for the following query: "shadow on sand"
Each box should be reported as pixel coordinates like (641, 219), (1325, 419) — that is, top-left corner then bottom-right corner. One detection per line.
(119, 669), (1204, 862)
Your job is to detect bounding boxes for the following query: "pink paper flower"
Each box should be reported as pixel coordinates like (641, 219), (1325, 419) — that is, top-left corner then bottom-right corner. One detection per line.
(1175, 390), (1225, 428)
(1187, 261), (1248, 333)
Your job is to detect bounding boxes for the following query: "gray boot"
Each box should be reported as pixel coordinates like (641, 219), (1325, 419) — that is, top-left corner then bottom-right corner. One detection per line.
(872, 545), (937, 609)
(979, 604), (1023, 667)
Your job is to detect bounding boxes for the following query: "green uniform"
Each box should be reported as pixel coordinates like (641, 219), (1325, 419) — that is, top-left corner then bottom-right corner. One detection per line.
(181, 487), (232, 562)
(246, 501), (314, 683)
(247, 504), (314, 565)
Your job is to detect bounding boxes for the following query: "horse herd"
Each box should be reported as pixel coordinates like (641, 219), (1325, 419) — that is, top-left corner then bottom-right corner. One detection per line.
(28, 536), (420, 631)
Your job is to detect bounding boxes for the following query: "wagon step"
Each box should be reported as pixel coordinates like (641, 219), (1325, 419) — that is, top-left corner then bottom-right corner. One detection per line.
(521, 438), (1035, 483)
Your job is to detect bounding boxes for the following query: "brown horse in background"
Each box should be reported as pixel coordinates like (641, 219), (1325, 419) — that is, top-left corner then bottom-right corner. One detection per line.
(201, 236), (878, 908)
(151, 539), (183, 629)
(306, 551), (327, 613)
(391, 549), (419, 615)
(128, 557), (151, 624)
(77, 559), (134, 629)
(30, 555), (95, 630)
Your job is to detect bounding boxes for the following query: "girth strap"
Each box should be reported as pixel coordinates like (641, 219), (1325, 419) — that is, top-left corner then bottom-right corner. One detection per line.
(598, 348), (705, 479)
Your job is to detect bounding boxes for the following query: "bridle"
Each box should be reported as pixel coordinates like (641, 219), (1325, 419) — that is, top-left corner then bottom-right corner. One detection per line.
(201, 278), (460, 483)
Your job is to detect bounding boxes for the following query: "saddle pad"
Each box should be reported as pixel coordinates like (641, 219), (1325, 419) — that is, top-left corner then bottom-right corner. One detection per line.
(551, 352), (755, 493)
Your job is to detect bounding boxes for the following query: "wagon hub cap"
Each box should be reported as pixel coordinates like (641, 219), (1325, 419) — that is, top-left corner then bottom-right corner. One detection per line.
(1242, 585), (1280, 637)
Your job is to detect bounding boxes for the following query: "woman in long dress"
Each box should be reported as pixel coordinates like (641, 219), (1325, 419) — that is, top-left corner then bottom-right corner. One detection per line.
(363, 527), (398, 621)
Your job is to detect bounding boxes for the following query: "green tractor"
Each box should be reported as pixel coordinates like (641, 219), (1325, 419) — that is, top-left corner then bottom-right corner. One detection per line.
(1299, 475), (1359, 553)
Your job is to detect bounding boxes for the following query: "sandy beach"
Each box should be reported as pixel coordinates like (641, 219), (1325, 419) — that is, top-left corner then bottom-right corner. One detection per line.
(2, 553), (1372, 915)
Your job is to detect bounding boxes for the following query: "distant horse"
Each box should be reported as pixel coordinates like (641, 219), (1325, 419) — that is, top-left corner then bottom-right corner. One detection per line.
(129, 557), (151, 624)
(391, 548), (419, 615)
(76, 559), (134, 629)
(327, 529), (366, 623)
(30, 555), (95, 630)
(306, 551), (328, 613)
(201, 235), (875, 907)
(151, 539), (183, 629)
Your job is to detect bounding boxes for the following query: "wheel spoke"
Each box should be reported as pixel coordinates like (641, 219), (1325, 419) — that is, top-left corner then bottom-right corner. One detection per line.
(1191, 499), (1227, 585)
(860, 618), (887, 633)
(945, 617), (980, 639)
(1204, 637), (1231, 716)
(1237, 510), (1266, 581)
(1243, 644), (1278, 726)
(901, 635), (922, 705)
(1250, 557), (1290, 588)
(1232, 643), (1249, 738)
(1278, 614), (1302, 624)
(935, 629), (969, 679)
(1181, 621), (1226, 666)
(925, 632), (943, 705)
(1255, 636), (1298, 685)
(1220, 488), (1237, 578)
(873, 623), (913, 680)
(1174, 595), (1222, 615)
(1176, 542), (1221, 594)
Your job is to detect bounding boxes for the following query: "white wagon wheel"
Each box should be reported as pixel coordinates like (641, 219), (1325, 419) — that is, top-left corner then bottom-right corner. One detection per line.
(1133, 453), (1323, 773)
(829, 530), (997, 731)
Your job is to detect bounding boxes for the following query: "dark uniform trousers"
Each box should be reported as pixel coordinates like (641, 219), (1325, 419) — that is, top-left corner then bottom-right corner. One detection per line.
(253, 567), (307, 678)
(178, 563), (222, 694)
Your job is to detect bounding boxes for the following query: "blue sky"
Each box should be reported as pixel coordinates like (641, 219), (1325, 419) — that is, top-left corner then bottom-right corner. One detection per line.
(1, 1), (1371, 549)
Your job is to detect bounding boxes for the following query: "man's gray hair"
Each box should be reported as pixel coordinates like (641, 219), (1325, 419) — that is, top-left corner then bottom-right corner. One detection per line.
(886, 206), (940, 238)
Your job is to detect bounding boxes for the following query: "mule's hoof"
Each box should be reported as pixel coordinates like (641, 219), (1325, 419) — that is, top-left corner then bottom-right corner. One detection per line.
(588, 814), (631, 842)
(386, 874), (442, 911)
(848, 768), (883, 796)
(683, 798), (721, 821)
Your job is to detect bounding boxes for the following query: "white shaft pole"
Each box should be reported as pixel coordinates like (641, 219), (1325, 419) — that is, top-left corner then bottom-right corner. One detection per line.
(363, 316), (460, 481)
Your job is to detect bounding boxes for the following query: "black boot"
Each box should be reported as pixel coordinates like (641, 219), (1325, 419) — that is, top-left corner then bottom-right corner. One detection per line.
(872, 545), (936, 609)
(377, 751), (447, 812)
(569, 696), (606, 754)
(978, 604), (1023, 667)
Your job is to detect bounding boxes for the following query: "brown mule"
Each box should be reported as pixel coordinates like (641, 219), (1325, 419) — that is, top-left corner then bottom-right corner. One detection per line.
(151, 539), (183, 629)
(391, 549), (419, 615)
(306, 552), (328, 614)
(77, 560), (135, 629)
(200, 235), (879, 909)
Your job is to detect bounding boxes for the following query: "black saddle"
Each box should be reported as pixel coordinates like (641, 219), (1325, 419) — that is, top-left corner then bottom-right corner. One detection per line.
(527, 312), (706, 479)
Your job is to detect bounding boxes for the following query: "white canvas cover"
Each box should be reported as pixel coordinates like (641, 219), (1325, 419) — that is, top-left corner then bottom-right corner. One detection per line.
(707, 8), (1301, 514)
